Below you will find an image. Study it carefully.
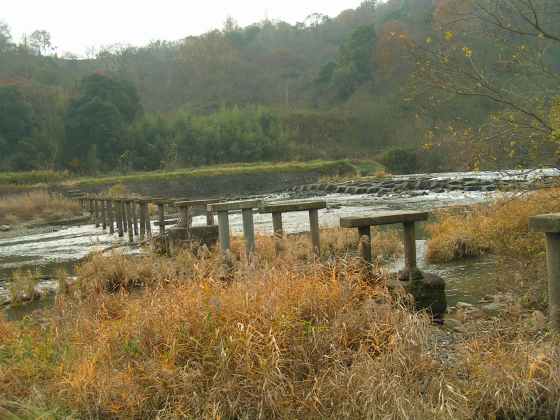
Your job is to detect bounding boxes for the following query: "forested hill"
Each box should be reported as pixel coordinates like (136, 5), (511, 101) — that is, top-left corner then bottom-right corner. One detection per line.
(1, 0), (559, 174)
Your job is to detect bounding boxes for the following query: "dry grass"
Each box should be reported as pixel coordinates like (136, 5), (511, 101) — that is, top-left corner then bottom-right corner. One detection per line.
(426, 188), (560, 263)
(1, 233), (559, 418)
(103, 183), (129, 197)
(0, 190), (82, 225)
(255, 227), (403, 263)
(7, 270), (41, 303)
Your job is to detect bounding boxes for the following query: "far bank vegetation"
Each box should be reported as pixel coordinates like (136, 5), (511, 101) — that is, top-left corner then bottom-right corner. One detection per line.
(0, 191), (81, 225)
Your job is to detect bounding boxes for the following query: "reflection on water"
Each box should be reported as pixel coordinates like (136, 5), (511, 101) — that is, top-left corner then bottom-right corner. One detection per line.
(417, 241), (497, 306)
(1, 190), (500, 305)
(0, 224), (132, 303)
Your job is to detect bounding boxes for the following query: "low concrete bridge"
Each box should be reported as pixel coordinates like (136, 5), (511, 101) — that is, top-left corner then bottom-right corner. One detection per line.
(71, 192), (560, 327)
(74, 192), (448, 318)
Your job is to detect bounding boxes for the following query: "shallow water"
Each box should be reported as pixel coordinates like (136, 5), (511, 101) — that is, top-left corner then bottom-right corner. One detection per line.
(416, 240), (498, 306)
(0, 188), (501, 306)
(0, 224), (136, 303)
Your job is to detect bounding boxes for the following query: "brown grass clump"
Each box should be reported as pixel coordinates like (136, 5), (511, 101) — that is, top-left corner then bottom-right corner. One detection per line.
(426, 188), (560, 263)
(271, 227), (403, 262)
(103, 183), (129, 197)
(451, 321), (560, 419)
(7, 269), (41, 303)
(1, 252), (429, 418)
(1, 241), (559, 419)
(0, 190), (81, 225)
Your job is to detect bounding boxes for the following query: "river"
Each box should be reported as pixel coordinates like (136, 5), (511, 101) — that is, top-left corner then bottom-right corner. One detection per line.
(0, 189), (501, 306)
(3, 167), (559, 307)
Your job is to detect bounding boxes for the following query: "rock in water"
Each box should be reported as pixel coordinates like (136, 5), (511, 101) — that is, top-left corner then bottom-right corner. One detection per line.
(404, 272), (447, 320)
(0, 225), (11, 232)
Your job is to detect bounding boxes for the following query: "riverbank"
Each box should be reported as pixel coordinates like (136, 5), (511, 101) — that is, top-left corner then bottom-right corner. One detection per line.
(0, 160), (358, 199)
(0, 191), (82, 228)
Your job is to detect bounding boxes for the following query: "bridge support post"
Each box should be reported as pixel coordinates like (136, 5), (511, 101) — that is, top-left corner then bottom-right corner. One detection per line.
(116, 200), (124, 237)
(101, 200), (107, 230)
(126, 201), (134, 243)
(309, 208), (320, 257)
(132, 202), (139, 237)
(272, 212), (283, 255)
(529, 214), (560, 332)
(144, 203), (152, 239)
(208, 200), (262, 259)
(260, 201), (326, 258)
(358, 226), (372, 264)
(242, 208), (256, 256)
(107, 200), (115, 234)
(122, 201), (128, 233)
(138, 201), (146, 241)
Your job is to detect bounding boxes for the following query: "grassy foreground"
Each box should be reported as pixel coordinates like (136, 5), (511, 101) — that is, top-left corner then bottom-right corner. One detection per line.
(1, 225), (559, 418)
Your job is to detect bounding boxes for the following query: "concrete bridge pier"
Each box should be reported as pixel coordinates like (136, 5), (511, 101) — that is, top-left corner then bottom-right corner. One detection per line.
(529, 214), (560, 332)
(208, 200), (263, 258)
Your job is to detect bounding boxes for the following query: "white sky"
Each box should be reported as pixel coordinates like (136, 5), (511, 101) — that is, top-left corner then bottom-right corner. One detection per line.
(2, 1), (364, 56)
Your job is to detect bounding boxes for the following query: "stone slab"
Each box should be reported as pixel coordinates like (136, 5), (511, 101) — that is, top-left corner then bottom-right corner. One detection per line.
(260, 200), (327, 214)
(529, 213), (560, 233)
(154, 218), (179, 227)
(151, 198), (176, 205)
(175, 199), (222, 208)
(208, 199), (263, 212)
(340, 211), (429, 228)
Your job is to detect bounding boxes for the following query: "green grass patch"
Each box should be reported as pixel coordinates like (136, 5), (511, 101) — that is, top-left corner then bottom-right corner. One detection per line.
(351, 160), (386, 176)
(0, 170), (73, 186)
(61, 160), (356, 188)
(0, 160), (361, 189)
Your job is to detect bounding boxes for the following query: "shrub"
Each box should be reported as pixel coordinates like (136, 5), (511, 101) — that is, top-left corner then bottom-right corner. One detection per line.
(426, 188), (560, 263)
(380, 147), (417, 174)
(0, 190), (81, 225)
(0, 170), (72, 186)
(8, 269), (41, 303)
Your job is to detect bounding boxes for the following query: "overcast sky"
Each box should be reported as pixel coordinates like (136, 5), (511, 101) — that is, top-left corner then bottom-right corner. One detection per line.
(3, 0), (364, 56)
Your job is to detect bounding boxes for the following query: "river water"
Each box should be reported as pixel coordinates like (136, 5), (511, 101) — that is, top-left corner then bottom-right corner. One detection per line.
(3, 167), (558, 307)
(0, 186), (504, 303)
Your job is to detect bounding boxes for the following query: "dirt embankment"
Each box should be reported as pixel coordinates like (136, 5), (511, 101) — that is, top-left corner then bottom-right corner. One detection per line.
(59, 164), (355, 199)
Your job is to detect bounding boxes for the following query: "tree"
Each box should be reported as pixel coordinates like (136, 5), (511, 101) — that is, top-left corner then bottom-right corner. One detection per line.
(0, 86), (33, 154)
(312, 20), (378, 104)
(381, 147), (418, 174)
(0, 21), (12, 53)
(332, 24), (378, 99)
(359, 0), (377, 14)
(376, 20), (410, 80)
(409, 0), (560, 169)
(29, 30), (54, 56)
(63, 74), (142, 172)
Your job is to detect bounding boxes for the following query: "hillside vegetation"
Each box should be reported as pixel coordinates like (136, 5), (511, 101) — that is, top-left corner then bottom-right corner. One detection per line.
(1, 0), (558, 175)
(0, 191), (81, 225)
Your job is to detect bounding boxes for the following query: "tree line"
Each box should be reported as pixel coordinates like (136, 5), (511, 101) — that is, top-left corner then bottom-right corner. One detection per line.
(0, 0), (558, 174)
